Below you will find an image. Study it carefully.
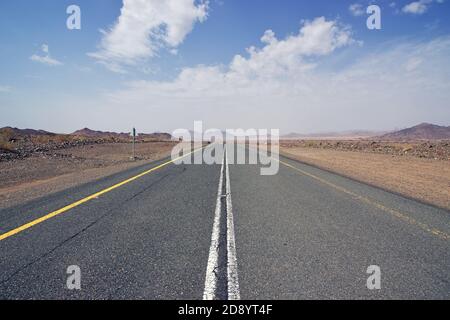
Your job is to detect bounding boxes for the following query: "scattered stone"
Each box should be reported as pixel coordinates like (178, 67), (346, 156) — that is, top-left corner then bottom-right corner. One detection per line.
(280, 140), (450, 161)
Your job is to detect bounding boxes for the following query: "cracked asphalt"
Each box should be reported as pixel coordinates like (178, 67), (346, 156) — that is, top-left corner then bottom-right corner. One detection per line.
(0, 146), (449, 299)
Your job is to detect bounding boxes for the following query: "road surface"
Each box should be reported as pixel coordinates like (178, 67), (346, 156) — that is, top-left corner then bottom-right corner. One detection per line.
(0, 144), (449, 299)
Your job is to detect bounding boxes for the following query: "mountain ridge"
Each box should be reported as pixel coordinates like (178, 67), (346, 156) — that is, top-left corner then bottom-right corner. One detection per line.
(0, 126), (172, 141)
(378, 123), (450, 141)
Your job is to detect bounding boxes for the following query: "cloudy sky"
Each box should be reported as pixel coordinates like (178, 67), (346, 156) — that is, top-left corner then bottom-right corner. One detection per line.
(0, 0), (449, 134)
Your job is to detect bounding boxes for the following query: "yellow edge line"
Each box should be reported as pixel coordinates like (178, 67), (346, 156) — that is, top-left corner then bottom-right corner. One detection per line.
(277, 159), (449, 241)
(0, 147), (204, 242)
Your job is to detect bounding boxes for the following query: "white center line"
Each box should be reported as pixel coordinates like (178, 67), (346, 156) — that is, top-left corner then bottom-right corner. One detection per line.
(203, 148), (225, 300)
(225, 145), (241, 300)
(203, 144), (241, 300)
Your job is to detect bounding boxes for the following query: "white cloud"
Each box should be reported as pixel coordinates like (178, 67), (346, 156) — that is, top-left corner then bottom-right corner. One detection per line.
(109, 17), (355, 97)
(226, 17), (354, 80)
(389, 2), (401, 14)
(0, 85), (12, 93)
(99, 17), (450, 133)
(30, 44), (63, 66)
(349, 3), (365, 16)
(402, 0), (433, 14)
(89, 0), (208, 72)
(30, 55), (62, 66)
(402, 0), (445, 15)
(404, 57), (423, 71)
(41, 44), (49, 54)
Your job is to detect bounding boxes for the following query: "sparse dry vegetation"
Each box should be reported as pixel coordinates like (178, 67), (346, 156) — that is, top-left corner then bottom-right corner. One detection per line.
(0, 127), (176, 209)
(0, 128), (15, 151)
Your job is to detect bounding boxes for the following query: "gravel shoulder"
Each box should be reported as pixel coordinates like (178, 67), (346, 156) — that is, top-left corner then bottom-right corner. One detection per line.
(279, 146), (450, 210)
(0, 142), (177, 209)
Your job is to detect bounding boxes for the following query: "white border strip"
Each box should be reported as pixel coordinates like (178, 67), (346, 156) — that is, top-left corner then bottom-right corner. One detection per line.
(203, 149), (225, 300)
(225, 146), (241, 300)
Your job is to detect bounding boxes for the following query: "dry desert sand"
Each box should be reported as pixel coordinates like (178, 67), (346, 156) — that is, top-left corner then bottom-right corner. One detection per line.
(0, 142), (177, 209)
(280, 144), (450, 210)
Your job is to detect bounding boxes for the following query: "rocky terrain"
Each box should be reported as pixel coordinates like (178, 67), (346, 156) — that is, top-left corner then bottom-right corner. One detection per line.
(282, 130), (387, 140)
(282, 123), (450, 142)
(72, 128), (172, 141)
(0, 127), (172, 162)
(280, 140), (450, 160)
(378, 123), (450, 141)
(0, 141), (178, 209)
(280, 146), (450, 210)
(279, 124), (450, 209)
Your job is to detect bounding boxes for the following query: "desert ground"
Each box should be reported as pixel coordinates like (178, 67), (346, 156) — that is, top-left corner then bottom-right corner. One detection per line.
(279, 140), (450, 210)
(1, 124), (449, 211)
(0, 142), (177, 209)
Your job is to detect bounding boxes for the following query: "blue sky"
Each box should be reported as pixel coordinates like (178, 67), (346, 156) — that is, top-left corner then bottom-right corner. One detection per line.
(0, 0), (449, 134)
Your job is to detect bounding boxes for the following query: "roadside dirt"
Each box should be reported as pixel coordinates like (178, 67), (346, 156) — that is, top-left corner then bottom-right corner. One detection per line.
(280, 145), (450, 210)
(280, 140), (450, 160)
(0, 142), (177, 209)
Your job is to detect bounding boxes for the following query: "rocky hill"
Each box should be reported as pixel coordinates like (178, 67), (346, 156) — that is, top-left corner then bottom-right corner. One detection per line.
(72, 128), (172, 141)
(378, 123), (450, 141)
(0, 127), (172, 161)
(282, 130), (386, 140)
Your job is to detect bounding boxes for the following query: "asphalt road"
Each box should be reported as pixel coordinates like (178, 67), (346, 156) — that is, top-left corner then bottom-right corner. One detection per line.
(0, 144), (449, 299)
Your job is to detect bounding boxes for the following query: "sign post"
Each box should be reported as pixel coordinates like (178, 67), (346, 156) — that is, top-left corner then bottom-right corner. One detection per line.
(132, 127), (136, 161)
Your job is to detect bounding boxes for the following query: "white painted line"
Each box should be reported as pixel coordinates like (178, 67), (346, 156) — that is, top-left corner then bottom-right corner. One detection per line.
(203, 149), (225, 300)
(225, 146), (241, 300)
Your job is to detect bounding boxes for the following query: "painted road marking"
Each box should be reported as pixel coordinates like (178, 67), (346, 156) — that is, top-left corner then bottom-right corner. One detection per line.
(244, 144), (449, 241)
(0, 148), (204, 242)
(277, 158), (450, 241)
(203, 145), (240, 300)
(225, 145), (240, 300)
(203, 148), (225, 300)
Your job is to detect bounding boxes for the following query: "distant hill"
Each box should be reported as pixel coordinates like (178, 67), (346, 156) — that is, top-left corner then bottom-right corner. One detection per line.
(72, 128), (130, 139)
(0, 126), (172, 145)
(0, 127), (64, 152)
(0, 126), (57, 137)
(282, 130), (386, 140)
(378, 123), (450, 141)
(72, 128), (105, 137)
(139, 132), (172, 141)
(72, 128), (172, 141)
